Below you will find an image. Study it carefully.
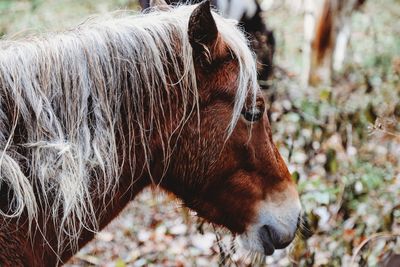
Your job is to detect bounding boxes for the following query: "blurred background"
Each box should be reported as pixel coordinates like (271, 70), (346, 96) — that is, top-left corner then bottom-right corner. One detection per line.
(0, 0), (399, 266)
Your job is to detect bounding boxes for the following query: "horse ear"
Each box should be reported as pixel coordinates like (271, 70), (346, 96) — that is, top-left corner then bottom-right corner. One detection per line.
(188, 0), (220, 66)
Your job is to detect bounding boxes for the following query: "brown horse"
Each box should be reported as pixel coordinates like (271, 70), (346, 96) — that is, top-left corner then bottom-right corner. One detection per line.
(303, 0), (366, 85)
(0, 1), (300, 265)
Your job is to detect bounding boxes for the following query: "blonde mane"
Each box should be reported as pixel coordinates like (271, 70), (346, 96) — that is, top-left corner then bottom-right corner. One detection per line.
(0, 4), (257, 255)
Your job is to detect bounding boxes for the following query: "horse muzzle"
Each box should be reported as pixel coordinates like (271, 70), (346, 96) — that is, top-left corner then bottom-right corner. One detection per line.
(258, 220), (299, 255)
(238, 187), (301, 256)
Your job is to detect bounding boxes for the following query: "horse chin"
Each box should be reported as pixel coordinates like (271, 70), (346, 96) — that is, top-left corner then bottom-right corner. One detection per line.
(238, 228), (275, 256)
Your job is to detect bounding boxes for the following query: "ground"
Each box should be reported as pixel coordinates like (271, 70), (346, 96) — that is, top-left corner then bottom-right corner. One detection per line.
(0, 0), (399, 266)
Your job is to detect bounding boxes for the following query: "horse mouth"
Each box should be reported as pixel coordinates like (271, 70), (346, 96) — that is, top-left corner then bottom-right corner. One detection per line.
(259, 226), (275, 255)
(258, 225), (294, 255)
(239, 224), (295, 256)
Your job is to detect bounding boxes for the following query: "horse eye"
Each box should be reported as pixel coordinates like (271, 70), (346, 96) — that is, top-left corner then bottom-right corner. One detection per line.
(241, 106), (264, 122)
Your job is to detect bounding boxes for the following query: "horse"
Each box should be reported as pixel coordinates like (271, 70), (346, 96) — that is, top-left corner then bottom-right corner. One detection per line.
(139, 0), (276, 85)
(302, 0), (366, 85)
(0, 0), (301, 265)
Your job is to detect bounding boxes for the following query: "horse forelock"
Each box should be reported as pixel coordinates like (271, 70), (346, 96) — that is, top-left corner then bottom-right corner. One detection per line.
(0, 4), (257, 257)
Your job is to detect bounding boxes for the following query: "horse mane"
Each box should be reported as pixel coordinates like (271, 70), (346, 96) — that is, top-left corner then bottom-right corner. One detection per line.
(0, 5), (257, 255)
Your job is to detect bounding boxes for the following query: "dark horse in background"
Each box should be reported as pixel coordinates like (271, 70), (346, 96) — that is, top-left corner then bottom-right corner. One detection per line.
(140, 0), (276, 85)
(0, 1), (300, 265)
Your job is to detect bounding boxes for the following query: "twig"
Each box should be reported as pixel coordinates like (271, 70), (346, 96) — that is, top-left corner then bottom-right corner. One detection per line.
(350, 232), (400, 267)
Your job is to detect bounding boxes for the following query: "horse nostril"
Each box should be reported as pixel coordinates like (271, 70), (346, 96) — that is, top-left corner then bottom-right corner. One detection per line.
(259, 225), (292, 251)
